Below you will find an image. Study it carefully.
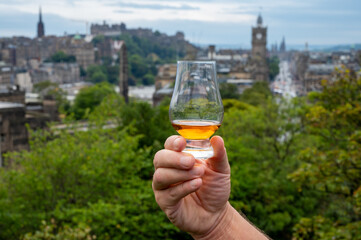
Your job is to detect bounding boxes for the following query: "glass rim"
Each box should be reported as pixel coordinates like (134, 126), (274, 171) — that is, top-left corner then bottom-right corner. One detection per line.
(177, 60), (216, 64)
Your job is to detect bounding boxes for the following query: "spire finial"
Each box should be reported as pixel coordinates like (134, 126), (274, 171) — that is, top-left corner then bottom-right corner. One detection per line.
(39, 6), (42, 22)
(257, 7), (263, 26)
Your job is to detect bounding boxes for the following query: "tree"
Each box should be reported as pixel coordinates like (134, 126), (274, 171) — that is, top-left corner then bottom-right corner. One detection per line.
(219, 83), (240, 99)
(268, 56), (280, 81)
(49, 51), (76, 63)
(290, 68), (361, 239)
(91, 34), (105, 45)
(239, 81), (272, 106)
(70, 82), (115, 119)
(142, 73), (155, 85)
(0, 96), (185, 240)
(218, 95), (318, 239)
(90, 71), (107, 83)
(129, 54), (148, 79)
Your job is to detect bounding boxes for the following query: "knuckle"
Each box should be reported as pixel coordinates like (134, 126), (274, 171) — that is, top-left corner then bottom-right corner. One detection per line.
(153, 150), (168, 169)
(164, 136), (174, 148)
(153, 151), (162, 168)
(168, 186), (179, 200)
(164, 135), (179, 149)
(153, 169), (165, 186)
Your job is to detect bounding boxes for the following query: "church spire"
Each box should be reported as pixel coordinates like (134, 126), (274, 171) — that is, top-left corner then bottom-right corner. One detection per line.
(257, 13), (263, 26)
(37, 6), (45, 38)
(39, 6), (42, 22)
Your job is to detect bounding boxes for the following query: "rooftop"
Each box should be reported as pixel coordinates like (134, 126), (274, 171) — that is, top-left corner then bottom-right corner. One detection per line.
(0, 101), (24, 109)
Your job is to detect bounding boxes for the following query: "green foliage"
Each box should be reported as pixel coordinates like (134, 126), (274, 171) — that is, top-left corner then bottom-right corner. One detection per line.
(219, 83), (240, 99)
(1, 67), (360, 239)
(115, 33), (179, 85)
(48, 51), (76, 63)
(0, 99), (186, 240)
(90, 71), (107, 83)
(33, 81), (70, 114)
(239, 81), (272, 106)
(23, 220), (94, 240)
(86, 64), (119, 84)
(219, 95), (318, 239)
(129, 54), (148, 79)
(268, 56), (280, 81)
(119, 99), (176, 149)
(90, 32), (181, 85)
(117, 33), (179, 61)
(222, 99), (253, 112)
(91, 35), (105, 45)
(290, 68), (361, 239)
(69, 82), (116, 119)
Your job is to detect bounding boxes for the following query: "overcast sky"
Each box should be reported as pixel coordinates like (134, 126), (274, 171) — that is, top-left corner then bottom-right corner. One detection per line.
(1, 0), (360, 48)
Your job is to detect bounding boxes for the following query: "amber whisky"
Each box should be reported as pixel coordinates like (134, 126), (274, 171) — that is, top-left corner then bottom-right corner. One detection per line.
(172, 120), (221, 140)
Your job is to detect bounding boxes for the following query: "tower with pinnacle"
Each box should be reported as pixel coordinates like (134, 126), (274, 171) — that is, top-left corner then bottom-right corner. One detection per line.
(37, 7), (45, 38)
(251, 13), (269, 81)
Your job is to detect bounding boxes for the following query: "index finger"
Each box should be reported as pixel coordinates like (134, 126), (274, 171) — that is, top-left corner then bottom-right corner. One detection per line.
(164, 135), (186, 152)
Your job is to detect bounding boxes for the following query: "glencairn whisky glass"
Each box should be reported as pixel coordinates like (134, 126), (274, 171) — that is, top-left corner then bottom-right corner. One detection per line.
(169, 61), (223, 159)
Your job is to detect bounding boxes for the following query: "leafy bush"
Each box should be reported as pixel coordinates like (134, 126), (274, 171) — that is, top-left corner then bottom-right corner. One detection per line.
(0, 68), (360, 239)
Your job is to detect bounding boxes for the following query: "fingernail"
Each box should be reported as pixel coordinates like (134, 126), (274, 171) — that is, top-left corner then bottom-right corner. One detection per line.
(190, 178), (201, 189)
(174, 138), (181, 150)
(180, 156), (192, 168)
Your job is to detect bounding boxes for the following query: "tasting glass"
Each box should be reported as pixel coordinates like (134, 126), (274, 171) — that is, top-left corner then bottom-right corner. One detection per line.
(169, 61), (223, 159)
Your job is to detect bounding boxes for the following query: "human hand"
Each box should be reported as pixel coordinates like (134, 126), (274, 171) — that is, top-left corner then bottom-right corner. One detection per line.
(152, 135), (231, 237)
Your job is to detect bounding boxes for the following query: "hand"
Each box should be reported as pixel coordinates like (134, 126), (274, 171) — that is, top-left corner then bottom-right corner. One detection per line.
(152, 135), (231, 237)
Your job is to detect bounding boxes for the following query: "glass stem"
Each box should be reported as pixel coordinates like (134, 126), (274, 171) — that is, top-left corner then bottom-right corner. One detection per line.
(183, 139), (214, 160)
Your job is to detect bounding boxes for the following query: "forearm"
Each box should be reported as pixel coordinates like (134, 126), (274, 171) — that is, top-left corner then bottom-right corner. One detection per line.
(192, 202), (269, 240)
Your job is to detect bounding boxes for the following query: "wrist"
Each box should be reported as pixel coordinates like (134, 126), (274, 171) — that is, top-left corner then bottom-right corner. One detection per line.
(191, 202), (235, 240)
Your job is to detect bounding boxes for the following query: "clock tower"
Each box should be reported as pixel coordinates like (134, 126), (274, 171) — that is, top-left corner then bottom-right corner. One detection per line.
(251, 13), (269, 81)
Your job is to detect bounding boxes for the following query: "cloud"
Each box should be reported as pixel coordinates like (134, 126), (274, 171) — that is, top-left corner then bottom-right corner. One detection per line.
(1, 0), (360, 45)
(108, 2), (199, 10)
(114, 9), (133, 14)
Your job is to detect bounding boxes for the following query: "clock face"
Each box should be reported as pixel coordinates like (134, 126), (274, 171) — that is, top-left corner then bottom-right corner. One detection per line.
(256, 33), (262, 40)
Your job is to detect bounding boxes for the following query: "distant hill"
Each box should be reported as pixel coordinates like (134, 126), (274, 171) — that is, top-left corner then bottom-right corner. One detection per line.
(281, 43), (361, 52)
(195, 43), (361, 52)
(322, 44), (361, 52)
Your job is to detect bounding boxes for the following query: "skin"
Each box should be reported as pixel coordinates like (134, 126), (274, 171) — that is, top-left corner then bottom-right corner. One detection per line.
(152, 135), (231, 236)
(152, 135), (269, 240)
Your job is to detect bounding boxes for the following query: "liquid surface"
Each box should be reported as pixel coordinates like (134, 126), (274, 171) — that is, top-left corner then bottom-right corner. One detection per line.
(172, 120), (221, 140)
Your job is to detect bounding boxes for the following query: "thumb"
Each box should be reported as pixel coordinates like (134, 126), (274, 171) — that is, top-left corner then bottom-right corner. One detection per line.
(207, 136), (230, 174)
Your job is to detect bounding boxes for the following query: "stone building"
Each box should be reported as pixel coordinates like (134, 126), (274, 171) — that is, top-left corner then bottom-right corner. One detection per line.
(152, 64), (177, 106)
(59, 36), (95, 69)
(303, 64), (338, 92)
(15, 70), (33, 92)
(0, 62), (14, 85)
(91, 22), (197, 60)
(290, 49), (347, 93)
(250, 13), (269, 82)
(91, 21), (123, 36)
(30, 62), (80, 84)
(0, 87), (25, 104)
(154, 64), (177, 90)
(0, 101), (28, 166)
(0, 43), (16, 66)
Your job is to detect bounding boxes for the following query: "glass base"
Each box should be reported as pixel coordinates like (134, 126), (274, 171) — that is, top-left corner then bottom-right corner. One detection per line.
(182, 139), (213, 159)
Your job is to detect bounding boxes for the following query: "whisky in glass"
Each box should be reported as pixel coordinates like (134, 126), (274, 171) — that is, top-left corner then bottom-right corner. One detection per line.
(169, 61), (223, 159)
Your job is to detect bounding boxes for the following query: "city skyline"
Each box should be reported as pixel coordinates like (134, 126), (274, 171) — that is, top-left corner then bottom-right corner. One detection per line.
(1, 0), (361, 49)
